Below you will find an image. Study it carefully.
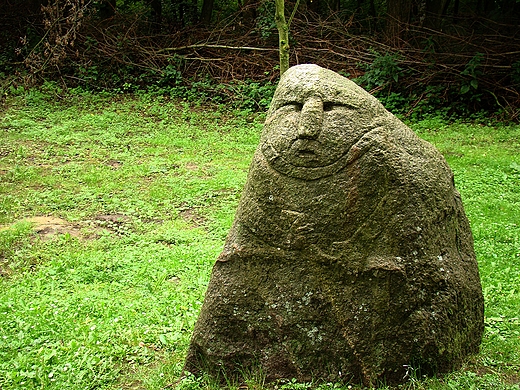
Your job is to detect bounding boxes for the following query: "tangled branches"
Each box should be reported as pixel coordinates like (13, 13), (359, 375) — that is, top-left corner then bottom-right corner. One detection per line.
(23, 0), (90, 82)
(7, 3), (520, 118)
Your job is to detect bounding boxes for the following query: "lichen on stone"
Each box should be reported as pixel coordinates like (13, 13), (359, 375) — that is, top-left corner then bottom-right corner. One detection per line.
(184, 64), (484, 387)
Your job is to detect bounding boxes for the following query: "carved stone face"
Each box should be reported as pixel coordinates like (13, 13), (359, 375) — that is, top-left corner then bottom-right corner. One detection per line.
(261, 64), (381, 180)
(185, 64), (484, 387)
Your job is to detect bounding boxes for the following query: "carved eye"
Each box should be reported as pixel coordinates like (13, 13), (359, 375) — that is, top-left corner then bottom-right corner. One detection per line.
(283, 102), (303, 111)
(324, 102), (351, 111)
(323, 102), (339, 111)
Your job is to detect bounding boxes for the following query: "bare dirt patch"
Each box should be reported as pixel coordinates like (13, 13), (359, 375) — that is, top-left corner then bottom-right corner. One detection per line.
(94, 213), (130, 224)
(504, 372), (520, 385)
(106, 159), (123, 169)
(25, 216), (82, 240)
(0, 214), (135, 240)
(185, 162), (198, 171)
(179, 206), (206, 227)
(85, 214), (132, 236)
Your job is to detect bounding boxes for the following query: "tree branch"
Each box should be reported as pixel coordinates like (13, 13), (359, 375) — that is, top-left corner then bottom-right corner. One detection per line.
(157, 44), (276, 53)
(288, 0), (300, 28)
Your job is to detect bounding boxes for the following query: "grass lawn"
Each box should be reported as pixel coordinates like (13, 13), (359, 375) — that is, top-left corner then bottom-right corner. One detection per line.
(1, 91), (519, 389)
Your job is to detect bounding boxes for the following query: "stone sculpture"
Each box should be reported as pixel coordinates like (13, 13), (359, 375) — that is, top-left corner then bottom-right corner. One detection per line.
(184, 64), (484, 386)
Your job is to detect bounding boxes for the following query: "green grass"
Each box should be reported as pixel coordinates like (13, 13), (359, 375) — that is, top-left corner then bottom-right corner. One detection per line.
(0, 92), (519, 390)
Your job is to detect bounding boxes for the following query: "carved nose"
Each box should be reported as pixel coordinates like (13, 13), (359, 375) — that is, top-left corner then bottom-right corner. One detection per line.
(297, 97), (323, 139)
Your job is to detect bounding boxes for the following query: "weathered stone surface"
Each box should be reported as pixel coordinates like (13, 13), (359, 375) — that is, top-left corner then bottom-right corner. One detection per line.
(184, 64), (484, 386)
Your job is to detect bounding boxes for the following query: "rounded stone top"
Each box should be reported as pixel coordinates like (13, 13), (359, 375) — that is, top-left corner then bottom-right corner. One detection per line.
(267, 64), (373, 114)
(261, 64), (388, 180)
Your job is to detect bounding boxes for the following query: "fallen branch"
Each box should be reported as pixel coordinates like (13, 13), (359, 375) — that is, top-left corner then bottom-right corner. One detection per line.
(157, 43), (276, 53)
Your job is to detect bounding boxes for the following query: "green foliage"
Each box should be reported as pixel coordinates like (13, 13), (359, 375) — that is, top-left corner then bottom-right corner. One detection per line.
(377, 92), (409, 116)
(226, 80), (277, 110)
(355, 50), (405, 91)
(350, 49), (513, 121)
(147, 71), (276, 111)
(460, 52), (484, 95)
(160, 64), (184, 87)
(255, 0), (277, 39)
(0, 222), (34, 275)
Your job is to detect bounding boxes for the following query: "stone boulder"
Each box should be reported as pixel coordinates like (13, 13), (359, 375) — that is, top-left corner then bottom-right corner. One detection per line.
(184, 64), (484, 386)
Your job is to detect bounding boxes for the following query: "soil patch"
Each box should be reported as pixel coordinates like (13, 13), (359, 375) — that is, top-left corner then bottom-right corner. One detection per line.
(504, 372), (520, 385)
(185, 162), (198, 171)
(85, 214), (132, 236)
(179, 206), (206, 227)
(106, 159), (123, 169)
(0, 214), (134, 240)
(25, 216), (82, 240)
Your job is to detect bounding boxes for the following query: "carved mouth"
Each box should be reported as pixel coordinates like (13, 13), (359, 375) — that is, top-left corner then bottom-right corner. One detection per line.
(297, 149), (316, 158)
(293, 139), (319, 160)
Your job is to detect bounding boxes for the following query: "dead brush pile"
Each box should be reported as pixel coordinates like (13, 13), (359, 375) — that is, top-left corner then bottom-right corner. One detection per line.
(4, 1), (520, 118)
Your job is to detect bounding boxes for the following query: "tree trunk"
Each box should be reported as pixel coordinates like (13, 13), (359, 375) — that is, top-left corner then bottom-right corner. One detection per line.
(453, 0), (459, 17)
(425, 0), (451, 28)
(441, 0), (451, 16)
(200, 0), (214, 25)
(150, 0), (162, 26)
(369, 0), (376, 17)
(386, 0), (410, 40)
(275, 0), (290, 75)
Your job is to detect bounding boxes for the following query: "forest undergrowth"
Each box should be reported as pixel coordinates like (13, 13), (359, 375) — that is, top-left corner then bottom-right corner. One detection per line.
(1, 1), (520, 120)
